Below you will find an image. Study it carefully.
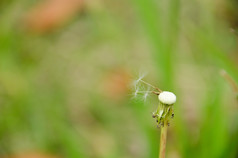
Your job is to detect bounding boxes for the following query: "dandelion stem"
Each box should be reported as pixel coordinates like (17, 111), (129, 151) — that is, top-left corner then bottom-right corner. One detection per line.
(139, 80), (162, 92)
(159, 121), (168, 158)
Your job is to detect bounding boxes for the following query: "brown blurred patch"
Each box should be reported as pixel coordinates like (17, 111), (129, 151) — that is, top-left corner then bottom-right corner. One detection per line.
(6, 152), (59, 158)
(216, 0), (238, 29)
(24, 0), (84, 33)
(100, 69), (131, 101)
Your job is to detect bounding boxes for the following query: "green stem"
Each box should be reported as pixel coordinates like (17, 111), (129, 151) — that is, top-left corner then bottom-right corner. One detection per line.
(159, 123), (168, 158)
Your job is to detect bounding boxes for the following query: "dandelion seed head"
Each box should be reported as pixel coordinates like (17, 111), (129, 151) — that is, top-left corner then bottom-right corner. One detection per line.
(158, 91), (176, 105)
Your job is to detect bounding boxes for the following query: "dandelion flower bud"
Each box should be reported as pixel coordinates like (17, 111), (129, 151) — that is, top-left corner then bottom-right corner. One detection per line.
(158, 91), (176, 105)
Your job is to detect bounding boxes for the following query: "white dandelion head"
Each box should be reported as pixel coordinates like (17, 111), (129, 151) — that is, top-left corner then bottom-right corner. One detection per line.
(158, 91), (176, 105)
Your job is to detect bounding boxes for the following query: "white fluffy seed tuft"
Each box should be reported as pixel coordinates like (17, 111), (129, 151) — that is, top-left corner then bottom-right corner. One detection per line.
(158, 91), (176, 105)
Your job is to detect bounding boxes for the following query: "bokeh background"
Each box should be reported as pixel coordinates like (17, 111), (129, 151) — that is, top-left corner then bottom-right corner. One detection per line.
(1, 0), (238, 158)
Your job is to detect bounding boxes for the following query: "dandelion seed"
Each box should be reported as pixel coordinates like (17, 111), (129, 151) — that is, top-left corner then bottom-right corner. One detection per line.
(143, 87), (150, 102)
(134, 87), (139, 97)
(134, 72), (146, 86)
(143, 91), (149, 101)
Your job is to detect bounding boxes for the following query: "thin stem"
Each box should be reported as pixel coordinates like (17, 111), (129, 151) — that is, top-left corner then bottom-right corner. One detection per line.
(139, 80), (162, 92)
(135, 91), (160, 95)
(159, 123), (168, 158)
(136, 91), (155, 93)
(220, 69), (238, 93)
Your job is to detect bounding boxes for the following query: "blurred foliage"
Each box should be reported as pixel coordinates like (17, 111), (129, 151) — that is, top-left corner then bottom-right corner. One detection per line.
(0, 0), (238, 158)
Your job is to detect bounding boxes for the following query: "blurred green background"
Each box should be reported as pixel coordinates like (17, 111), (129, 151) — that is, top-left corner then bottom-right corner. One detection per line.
(1, 0), (238, 158)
